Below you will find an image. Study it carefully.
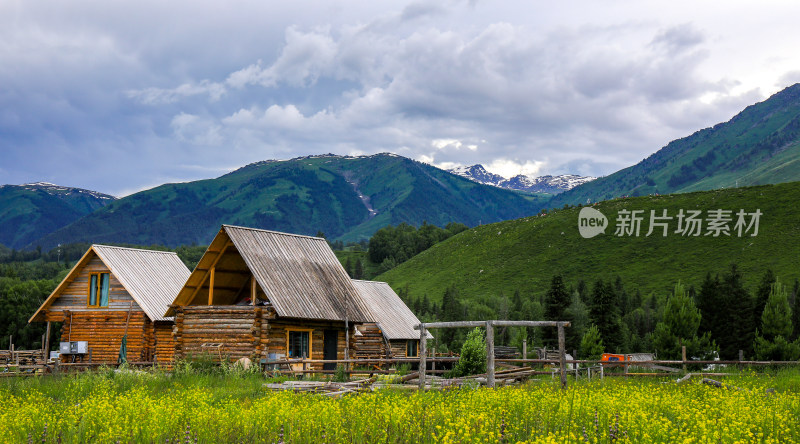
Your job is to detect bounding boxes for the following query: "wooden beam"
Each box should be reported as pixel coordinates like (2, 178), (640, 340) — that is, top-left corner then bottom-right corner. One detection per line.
(208, 267), (215, 305)
(186, 240), (231, 306)
(185, 284), (247, 291)
(250, 275), (256, 306)
(415, 320), (571, 329)
(194, 268), (249, 275)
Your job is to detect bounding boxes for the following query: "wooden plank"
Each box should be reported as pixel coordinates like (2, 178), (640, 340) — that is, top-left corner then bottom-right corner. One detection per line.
(208, 267), (215, 306)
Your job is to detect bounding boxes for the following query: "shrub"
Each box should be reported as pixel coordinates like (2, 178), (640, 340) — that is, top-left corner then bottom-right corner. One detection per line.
(449, 327), (487, 377)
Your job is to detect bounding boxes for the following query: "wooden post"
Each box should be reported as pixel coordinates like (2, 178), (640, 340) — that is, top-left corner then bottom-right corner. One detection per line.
(419, 325), (427, 390)
(522, 339), (527, 363)
(345, 320), (350, 362)
(208, 267), (215, 305)
(681, 345), (687, 372)
(738, 349), (744, 370)
(557, 322), (567, 389)
(431, 347), (436, 373)
(486, 321), (495, 388)
(44, 322), (51, 361)
(250, 275), (256, 305)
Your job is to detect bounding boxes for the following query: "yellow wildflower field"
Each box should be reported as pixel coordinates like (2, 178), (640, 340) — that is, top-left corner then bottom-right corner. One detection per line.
(1, 371), (798, 443)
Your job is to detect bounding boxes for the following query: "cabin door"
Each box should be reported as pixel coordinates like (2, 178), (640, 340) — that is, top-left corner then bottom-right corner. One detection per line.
(323, 330), (338, 371)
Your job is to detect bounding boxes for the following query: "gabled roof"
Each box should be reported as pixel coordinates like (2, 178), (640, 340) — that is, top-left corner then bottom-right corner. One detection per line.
(166, 225), (373, 322)
(351, 280), (432, 340)
(29, 245), (190, 323)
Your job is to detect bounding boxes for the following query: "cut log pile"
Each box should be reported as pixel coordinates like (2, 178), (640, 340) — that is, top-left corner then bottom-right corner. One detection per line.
(264, 377), (378, 398)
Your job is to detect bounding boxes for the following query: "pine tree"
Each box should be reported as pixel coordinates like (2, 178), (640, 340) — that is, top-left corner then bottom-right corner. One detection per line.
(344, 256), (353, 278)
(718, 264), (755, 359)
(753, 269), (776, 330)
(588, 279), (622, 351)
(580, 325), (604, 360)
(652, 282), (715, 360)
(753, 280), (800, 361)
(354, 259), (364, 279)
(543, 275), (571, 348)
(566, 290), (589, 352)
(696, 272), (722, 338)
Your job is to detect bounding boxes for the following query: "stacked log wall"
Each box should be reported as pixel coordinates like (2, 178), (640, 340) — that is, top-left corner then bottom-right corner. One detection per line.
(264, 319), (346, 370)
(390, 339), (418, 358)
(174, 306), (259, 362)
(153, 321), (175, 364)
(173, 305), (355, 369)
(351, 323), (387, 358)
(59, 311), (147, 363)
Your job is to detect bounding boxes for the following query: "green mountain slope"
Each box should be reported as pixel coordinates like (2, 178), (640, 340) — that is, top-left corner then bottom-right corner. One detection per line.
(378, 180), (800, 301)
(0, 183), (115, 249)
(31, 154), (547, 249)
(551, 84), (800, 207)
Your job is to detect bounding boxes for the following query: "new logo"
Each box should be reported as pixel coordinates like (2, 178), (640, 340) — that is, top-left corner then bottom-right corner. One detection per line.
(578, 207), (608, 238)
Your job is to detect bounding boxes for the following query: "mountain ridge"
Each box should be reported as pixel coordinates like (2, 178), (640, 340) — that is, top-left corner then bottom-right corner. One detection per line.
(27, 153), (547, 250)
(0, 183), (116, 249)
(549, 83), (800, 206)
(448, 164), (595, 194)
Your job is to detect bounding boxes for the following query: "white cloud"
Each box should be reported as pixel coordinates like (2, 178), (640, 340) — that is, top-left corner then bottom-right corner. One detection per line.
(4, 0), (800, 195)
(485, 159), (546, 179)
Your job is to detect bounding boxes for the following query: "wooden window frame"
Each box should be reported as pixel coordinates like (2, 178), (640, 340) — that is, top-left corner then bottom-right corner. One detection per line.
(87, 272), (110, 308)
(406, 339), (419, 357)
(286, 328), (314, 359)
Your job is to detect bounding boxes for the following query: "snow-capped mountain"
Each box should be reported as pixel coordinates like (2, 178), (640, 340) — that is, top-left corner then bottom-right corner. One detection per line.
(448, 165), (506, 187)
(448, 165), (595, 194)
(16, 182), (116, 201)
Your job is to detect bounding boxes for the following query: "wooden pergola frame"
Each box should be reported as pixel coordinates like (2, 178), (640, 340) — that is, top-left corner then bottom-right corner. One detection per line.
(415, 320), (571, 389)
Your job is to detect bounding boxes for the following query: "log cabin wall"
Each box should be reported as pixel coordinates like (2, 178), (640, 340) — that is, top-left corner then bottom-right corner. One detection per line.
(174, 305), (350, 369)
(351, 323), (387, 358)
(44, 256), (150, 364)
(49, 257), (138, 314)
(59, 311), (148, 363)
(265, 319), (347, 370)
(153, 321), (175, 364)
(173, 306), (261, 362)
(389, 339), (419, 358)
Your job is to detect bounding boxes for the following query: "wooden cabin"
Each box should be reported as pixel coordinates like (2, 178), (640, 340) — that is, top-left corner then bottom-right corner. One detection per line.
(350, 280), (432, 358)
(29, 245), (190, 364)
(166, 225), (374, 370)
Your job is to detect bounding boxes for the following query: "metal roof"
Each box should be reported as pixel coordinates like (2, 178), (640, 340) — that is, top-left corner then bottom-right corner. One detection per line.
(167, 225), (373, 322)
(351, 280), (432, 340)
(29, 245), (190, 323)
(93, 245), (191, 322)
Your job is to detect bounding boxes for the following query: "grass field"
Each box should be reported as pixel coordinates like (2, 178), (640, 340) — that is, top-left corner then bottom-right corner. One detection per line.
(1, 368), (799, 443)
(379, 181), (800, 303)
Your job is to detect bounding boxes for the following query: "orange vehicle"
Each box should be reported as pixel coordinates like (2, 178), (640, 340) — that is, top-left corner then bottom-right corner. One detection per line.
(600, 353), (626, 365)
(600, 353), (654, 366)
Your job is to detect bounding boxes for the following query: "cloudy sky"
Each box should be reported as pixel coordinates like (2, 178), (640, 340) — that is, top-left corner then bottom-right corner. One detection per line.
(3, 0), (800, 196)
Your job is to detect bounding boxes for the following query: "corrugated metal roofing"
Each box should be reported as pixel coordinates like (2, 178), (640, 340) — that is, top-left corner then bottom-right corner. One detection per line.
(352, 280), (432, 340)
(93, 245), (190, 322)
(167, 225), (373, 322)
(225, 225), (373, 322)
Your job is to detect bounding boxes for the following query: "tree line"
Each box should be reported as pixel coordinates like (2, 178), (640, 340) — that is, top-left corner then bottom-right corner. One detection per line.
(403, 264), (800, 361)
